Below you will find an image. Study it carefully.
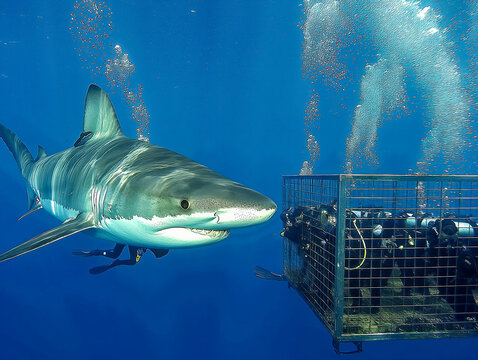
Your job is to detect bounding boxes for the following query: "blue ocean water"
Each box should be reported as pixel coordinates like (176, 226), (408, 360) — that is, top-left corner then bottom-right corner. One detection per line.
(0, 1), (476, 359)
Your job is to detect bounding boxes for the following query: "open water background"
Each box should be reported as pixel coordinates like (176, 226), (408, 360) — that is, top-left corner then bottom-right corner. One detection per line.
(0, 1), (476, 359)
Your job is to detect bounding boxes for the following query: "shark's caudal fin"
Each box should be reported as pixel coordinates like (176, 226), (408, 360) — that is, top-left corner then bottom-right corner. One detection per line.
(0, 124), (46, 217)
(82, 84), (123, 141)
(0, 213), (94, 262)
(0, 123), (34, 178)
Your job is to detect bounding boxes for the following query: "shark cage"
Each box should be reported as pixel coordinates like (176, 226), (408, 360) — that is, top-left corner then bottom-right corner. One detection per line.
(274, 175), (478, 353)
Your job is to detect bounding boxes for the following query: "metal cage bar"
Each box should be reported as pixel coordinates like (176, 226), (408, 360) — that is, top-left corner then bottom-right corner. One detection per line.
(334, 177), (347, 338)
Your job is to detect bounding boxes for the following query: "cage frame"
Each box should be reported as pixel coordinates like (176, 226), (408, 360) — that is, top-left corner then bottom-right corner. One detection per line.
(282, 174), (478, 346)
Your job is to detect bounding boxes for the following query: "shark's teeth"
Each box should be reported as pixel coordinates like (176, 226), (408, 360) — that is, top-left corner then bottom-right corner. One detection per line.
(189, 228), (228, 237)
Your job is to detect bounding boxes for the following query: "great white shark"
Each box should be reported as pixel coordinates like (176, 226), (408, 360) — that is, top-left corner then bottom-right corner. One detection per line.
(0, 85), (276, 262)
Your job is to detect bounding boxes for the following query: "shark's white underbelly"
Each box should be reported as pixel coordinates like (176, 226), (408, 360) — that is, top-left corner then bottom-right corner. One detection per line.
(100, 216), (228, 248)
(40, 199), (227, 249)
(41, 199), (80, 222)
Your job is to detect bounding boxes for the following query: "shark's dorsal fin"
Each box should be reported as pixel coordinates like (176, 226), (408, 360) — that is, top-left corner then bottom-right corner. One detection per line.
(35, 145), (47, 161)
(82, 84), (123, 141)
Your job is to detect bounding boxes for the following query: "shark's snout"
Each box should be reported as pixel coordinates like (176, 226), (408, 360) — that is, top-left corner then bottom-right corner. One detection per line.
(214, 206), (276, 228)
(213, 195), (277, 228)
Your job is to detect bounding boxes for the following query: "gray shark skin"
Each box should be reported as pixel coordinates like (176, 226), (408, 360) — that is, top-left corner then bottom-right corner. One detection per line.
(0, 85), (276, 261)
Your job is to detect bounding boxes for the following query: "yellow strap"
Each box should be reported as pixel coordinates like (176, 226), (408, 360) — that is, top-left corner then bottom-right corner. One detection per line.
(345, 219), (367, 270)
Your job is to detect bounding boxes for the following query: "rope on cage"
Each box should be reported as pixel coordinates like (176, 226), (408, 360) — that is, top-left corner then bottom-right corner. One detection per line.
(345, 219), (367, 270)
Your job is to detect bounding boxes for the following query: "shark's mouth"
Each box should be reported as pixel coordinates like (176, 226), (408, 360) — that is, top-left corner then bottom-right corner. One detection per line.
(154, 227), (231, 245)
(189, 228), (230, 238)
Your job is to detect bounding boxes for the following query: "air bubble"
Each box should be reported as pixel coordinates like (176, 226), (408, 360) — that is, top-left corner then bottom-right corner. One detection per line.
(301, 0), (474, 174)
(71, 0), (152, 142)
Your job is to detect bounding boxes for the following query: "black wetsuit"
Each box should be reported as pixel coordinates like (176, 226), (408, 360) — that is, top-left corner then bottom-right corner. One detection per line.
(88, 245), (145, 274)
(73, 243), (169, 275)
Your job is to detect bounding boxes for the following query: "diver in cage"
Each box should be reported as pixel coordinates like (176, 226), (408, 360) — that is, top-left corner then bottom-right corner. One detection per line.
(456, 247), (478, 318)
(429, 219), (478, 321)
(346, 210), (393, 314)
(391, 211), (429, 297)
(280, 207), (304, 243)
(426, 217), (478, 320)
(72, 243), (169, 274)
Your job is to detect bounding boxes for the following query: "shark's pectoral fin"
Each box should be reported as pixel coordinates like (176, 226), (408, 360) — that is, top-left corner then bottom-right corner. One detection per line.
(0, 213), (94, 262)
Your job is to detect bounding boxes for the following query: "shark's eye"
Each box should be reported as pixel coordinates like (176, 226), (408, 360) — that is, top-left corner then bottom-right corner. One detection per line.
(180, 199), (190, 210)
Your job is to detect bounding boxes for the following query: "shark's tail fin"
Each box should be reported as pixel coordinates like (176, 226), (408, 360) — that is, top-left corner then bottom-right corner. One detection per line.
(0, 123), (34, 177)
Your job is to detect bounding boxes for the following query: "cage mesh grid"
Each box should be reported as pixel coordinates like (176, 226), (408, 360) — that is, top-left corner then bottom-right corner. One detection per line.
(283, 176), (339, 332)
(282, 175), (478, 343)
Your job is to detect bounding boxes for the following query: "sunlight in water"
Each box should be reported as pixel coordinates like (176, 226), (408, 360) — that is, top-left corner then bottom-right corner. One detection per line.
(301, 0), (475, 174)
(70, 0), (151, 142)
